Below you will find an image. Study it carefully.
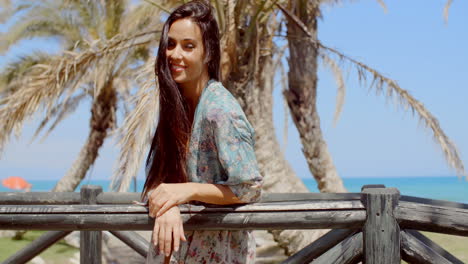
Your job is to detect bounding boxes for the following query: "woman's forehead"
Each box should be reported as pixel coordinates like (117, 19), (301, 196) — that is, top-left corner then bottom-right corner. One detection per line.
(168, 18), (202, 41)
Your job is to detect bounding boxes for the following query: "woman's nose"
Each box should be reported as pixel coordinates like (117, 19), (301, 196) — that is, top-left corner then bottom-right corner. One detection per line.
(168, 45), (183, 60)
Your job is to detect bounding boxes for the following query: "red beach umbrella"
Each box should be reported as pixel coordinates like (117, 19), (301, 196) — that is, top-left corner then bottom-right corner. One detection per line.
(2, 176), (32, 191)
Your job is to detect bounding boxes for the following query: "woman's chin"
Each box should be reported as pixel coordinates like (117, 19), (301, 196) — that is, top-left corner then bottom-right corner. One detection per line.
(172, 75), (189, 84)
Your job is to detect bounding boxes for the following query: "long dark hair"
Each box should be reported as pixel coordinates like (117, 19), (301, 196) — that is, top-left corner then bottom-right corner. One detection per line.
(142, 1), (221, 199)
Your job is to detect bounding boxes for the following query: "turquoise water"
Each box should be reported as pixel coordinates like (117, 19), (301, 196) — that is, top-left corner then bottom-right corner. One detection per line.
(1, 177), (467, 203)
(304, 177), (468, 204)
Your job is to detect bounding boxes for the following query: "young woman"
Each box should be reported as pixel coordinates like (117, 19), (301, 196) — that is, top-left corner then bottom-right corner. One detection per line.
(142, 1), (263, 263)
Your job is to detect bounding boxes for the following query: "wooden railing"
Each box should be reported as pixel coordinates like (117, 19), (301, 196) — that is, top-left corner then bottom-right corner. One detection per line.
(0, 184), (467, 264)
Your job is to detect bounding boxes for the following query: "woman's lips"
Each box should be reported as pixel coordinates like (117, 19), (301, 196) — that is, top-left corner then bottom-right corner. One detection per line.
(170, 64), (186, 72)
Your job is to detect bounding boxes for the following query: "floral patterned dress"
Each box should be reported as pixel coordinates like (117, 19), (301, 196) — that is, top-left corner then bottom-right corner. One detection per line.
(146, 79), (264, 263)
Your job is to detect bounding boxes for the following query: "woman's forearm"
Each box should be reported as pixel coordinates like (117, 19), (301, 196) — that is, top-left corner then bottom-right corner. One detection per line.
(188, 182), (245, 205)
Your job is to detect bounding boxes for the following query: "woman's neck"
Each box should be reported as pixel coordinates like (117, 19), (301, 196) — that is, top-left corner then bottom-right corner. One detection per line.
(180, 73), (209, 113)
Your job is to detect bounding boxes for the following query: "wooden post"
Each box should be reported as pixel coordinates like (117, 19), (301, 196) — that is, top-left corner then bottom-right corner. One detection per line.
(80, 185), (103, 264)
(361, 186), (400, 264)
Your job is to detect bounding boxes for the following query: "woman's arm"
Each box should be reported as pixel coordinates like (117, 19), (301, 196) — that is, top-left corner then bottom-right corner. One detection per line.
(148, 182), (244, 218)
(147, 182), (243, 258)
(191, 182), (246, 204)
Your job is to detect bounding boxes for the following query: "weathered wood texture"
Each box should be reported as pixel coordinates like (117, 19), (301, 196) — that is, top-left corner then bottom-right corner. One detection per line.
(0, 192), (81, 204)
(109, 231), (149, 258)
(281, 229), (357, 264)
(400, 195), (468, 210)
(362, 187), (400, 264)
(396, 201), (468, 236)
(361, 184), (386, 190)
(1, 231), (71, 264)
(80, 185), (102, 264)
(0, 200), (363, 214)
(405, 230), (463, 263)
(2, 186), (468, 264)
(310, 232), (363, 264)
(0, 210), (366, 231)
(400, 230), (462, 264)
(0, 192), (362, 204)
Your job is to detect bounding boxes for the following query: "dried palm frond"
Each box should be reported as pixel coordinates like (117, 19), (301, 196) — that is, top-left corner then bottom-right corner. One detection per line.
(443, 0), (453, 23)
(0, 0), (11, 7)
(321, 53), (346, 126)
(320, 0), (387, 13)
(111, 59), (159, 192)
(375, 0), (387, 13)
(213, 0), (225, 32)
(0, 52), (51, 95)
(0, 2), (83, 54)
(277, 3), (466, 178)
(0, 0), (13, 24)
(0, 30), (159, 156)
(119, 0), (166, 39)
(142, 0), (171, 14)
(31, 93), (87, 143)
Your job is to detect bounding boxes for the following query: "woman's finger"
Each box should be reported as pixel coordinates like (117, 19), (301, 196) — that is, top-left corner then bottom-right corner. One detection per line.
(164, 225), (173, 257)
(158, 223), (165, 255)
(173, 222), (180, 253)
(152, 222), (160, 247)
(148, 199), (154, 218)
(179, 222), (187, 242)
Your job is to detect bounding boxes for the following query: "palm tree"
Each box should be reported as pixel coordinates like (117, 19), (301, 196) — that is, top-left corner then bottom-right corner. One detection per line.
(0, 0), (166, 192)
(283, 0), (346, 193)
(280, 0), (465, 188)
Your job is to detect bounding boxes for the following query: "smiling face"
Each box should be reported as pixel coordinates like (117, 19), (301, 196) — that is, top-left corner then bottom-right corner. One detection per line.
(166, 18), (208, 86)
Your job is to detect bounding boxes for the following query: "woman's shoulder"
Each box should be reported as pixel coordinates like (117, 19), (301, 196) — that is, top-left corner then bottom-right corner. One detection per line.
(201, 80), (254, 135)
(203, 81), (245, 119)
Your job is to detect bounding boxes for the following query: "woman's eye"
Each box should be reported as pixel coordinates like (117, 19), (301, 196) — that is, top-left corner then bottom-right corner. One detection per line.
(186, 44), (194, 49)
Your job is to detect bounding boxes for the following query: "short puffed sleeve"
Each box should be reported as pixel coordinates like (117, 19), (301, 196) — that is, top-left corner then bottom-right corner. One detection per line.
(211, 109), (263, 203)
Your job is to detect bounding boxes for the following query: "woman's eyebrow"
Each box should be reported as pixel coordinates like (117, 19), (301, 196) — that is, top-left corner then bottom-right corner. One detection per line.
(168, 36), (197, 42)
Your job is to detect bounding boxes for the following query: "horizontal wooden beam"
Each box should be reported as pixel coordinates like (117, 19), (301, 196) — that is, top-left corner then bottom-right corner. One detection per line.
(0, 200), (364, 214)
(396, 201), (468, 236)
(400, 230), (457, 264)
(0, 210), (366, 231)
(282, 229), (357, 264)
(109, 231), (149, 258)
(0, 192), (362, 205)
(400, 195), (468, 210)
(402, 230), (463, 264)
(0, 192), (81, 205)
(310, 232), (363, 264)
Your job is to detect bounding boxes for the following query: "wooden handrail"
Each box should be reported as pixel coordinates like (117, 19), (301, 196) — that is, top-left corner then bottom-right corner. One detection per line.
(1, 185), (467, 264)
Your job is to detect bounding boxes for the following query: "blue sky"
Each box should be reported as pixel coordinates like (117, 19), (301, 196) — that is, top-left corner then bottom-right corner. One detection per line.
(0, 0), (467, 182)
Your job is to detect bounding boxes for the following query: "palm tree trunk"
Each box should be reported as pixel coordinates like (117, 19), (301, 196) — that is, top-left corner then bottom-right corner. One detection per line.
(53, 80), (116, 192)
(285, 0), (346, 193)
(223, 8), (328, 257)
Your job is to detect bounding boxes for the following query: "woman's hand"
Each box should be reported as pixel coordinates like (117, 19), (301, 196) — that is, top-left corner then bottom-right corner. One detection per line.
(148, 183), (196, 217)
(152, 206), (187, 257)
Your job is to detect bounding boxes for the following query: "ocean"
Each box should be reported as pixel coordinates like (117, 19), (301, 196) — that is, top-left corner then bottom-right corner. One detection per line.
(1, 176), (467, 204)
